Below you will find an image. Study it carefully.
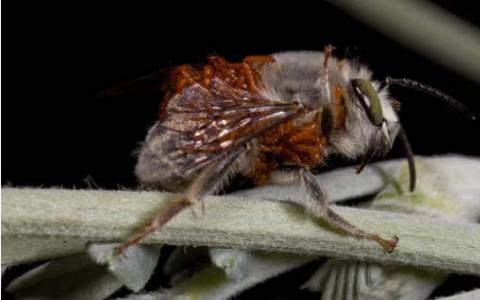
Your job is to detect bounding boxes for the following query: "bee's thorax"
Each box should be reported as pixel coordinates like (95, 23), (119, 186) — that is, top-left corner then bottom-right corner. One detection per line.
(247, 110), (327, 184)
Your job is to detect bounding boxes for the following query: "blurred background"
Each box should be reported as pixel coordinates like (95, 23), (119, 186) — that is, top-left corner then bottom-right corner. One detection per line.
(2, 1), (480, 298)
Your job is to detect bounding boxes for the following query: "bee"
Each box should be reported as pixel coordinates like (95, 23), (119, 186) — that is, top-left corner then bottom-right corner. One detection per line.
(117, 46), (475, 253)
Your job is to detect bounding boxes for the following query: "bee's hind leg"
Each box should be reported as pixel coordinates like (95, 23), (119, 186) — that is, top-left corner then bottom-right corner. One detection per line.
(278, 166), (398, 252)
(116, 147), (244, 254)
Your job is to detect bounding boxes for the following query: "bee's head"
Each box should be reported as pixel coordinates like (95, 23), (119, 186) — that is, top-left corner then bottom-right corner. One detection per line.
(350, 79), (397, 145)
(329, 75), (474, 192)
(326, 77), (399, 161)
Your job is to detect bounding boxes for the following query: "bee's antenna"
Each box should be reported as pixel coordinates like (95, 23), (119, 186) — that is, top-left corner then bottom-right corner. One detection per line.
(357, 126), (416, 192)
(385, 77), (476, 121)
(398, 126), (416, 192)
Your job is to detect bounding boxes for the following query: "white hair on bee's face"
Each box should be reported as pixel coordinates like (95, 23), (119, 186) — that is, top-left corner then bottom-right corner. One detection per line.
(330, 76), (399, 159)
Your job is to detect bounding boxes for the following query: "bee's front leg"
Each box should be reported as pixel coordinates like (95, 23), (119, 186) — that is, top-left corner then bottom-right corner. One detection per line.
(278, 166), (398, 252)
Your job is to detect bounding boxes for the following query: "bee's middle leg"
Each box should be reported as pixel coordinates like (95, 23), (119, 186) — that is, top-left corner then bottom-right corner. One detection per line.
(278, 166), (398, 252)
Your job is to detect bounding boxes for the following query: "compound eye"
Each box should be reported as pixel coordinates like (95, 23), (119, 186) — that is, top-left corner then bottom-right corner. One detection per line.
(351, 79), (384, 126)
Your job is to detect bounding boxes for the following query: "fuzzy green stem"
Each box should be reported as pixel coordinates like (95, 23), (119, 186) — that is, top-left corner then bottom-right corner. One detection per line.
(2, 187), (480, 274)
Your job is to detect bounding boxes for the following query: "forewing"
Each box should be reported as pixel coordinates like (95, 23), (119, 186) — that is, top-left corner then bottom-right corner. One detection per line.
(158, 79), (301, 176)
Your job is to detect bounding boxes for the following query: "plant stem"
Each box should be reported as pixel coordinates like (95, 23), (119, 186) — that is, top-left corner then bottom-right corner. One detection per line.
(2, 187), (480, 274)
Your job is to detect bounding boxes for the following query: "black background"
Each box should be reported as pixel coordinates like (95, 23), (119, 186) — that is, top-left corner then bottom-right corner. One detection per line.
(2, 1), (480, 298)
(3, 1), (480, 189)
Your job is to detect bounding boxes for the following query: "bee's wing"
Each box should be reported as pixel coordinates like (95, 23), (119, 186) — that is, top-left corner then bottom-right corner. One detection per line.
(156, 79), (302, 176)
